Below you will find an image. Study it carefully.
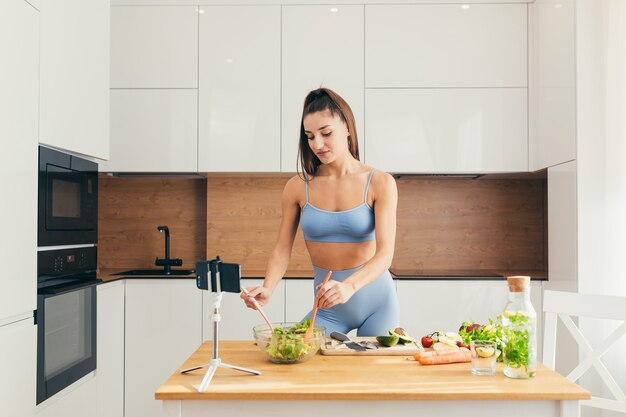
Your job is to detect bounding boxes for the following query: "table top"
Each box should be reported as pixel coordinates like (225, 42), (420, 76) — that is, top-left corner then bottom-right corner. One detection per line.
(155, 341), (590, 401)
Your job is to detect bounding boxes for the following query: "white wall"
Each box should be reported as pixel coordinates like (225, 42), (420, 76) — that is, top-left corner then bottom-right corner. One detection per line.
(576, 0), (626, 415)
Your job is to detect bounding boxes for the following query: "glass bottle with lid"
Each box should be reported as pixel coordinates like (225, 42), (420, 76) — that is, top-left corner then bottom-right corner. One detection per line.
(502, 275), (537, 378)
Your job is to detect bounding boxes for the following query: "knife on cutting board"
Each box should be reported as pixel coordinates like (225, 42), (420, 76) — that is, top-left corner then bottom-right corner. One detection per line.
(329, 331), (368, 351)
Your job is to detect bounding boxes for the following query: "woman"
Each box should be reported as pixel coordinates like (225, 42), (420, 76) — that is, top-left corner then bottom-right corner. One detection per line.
(241, 88), (399, 336)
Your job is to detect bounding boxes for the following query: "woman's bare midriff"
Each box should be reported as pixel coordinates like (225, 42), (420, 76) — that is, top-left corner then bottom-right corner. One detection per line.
(305, 240), (376, 270)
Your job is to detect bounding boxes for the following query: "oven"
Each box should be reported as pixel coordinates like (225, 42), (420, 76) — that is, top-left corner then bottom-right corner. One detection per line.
(38, 146), (98, 247)
(36, 247), (99, 404)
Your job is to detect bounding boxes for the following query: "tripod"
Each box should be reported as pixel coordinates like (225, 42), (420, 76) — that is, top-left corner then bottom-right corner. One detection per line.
(180, 292), (261, 392)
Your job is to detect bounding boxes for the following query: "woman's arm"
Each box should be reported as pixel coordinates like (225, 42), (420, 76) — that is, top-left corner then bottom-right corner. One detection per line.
(317, 171), (398, 309)
(241, 176), (302, 308)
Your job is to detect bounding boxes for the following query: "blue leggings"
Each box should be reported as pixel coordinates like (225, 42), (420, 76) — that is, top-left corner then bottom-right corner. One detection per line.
(303, 265), (399, 337)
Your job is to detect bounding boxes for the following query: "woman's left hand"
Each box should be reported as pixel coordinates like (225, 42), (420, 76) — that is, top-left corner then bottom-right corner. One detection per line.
(316, 280), (356, 309)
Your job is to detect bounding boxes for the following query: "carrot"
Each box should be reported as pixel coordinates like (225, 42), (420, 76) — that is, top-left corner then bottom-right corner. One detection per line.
(415, 349), (471, 365)
(414, 349), (459, 360)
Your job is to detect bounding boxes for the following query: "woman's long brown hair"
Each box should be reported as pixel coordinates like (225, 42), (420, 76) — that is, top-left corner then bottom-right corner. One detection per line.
(297, 88), (360, 179)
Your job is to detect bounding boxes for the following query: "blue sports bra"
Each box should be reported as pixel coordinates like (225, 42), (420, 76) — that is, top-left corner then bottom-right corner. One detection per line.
(300, 170), (376, 243)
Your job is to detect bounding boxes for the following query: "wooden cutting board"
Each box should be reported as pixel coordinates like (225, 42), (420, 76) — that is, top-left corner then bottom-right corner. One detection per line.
(321, 337), (424, 356)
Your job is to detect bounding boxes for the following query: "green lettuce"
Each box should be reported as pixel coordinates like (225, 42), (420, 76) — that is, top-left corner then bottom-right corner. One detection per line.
(266, 319), (321, 362)
(458, 317), (504, 362)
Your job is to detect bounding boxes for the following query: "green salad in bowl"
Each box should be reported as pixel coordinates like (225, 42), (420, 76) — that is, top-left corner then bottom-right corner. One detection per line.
(253, 320), (325, 364)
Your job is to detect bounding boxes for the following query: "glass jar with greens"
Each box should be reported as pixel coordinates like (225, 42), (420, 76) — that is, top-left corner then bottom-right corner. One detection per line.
(502, 276), (537, 379)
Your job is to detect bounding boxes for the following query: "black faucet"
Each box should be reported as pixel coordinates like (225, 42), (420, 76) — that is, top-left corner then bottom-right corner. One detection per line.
(155, 225), (182, 274)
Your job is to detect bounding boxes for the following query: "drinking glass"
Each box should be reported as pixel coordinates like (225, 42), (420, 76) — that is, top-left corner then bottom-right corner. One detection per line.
(470, 340), (497, 376)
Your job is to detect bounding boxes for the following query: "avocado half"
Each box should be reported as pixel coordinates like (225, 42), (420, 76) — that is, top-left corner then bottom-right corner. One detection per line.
(389, 327), (416, 344)
(376, 334), (400, 347)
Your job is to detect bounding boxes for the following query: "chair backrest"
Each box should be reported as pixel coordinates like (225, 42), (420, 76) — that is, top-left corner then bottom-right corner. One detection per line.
(543, 290), (626, 414)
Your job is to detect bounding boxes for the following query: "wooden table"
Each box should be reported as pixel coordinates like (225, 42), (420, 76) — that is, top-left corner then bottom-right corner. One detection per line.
(156, 341), (589, 417)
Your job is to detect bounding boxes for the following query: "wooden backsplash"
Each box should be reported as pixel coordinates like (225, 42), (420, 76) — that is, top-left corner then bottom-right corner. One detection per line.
(98, 177), (207, 269)
(394, 178), (546, 272)
(206, 176), (311, 275)
(99, 175), (546, 275)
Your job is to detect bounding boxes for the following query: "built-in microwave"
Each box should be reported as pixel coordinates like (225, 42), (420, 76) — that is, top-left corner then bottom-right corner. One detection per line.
(38, 146), (98, 247)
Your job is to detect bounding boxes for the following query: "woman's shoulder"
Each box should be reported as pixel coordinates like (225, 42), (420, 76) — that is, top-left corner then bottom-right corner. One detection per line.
(282, 174), (307, 198)
(367, 167), (397, 198)
(367, 166), (395, 185)
(285, 173), (306, 188)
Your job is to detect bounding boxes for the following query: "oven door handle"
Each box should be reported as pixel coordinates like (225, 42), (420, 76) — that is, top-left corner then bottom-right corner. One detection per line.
(38, 279), (100, 296)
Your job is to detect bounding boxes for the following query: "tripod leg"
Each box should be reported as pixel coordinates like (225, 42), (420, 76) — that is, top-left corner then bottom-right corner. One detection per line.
(180, 363), (209, 374)
(220, 362), (262, 375)
(198, 364), (218, 392)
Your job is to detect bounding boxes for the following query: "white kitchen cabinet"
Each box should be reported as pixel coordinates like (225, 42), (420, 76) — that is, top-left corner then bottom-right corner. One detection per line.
(102, 89), (198, 172)
(545, 162), (578, 376)
(110, 6), (198, 88)
(36, 374), (97, 417)
(396, 280), (543, 358)
(35, 372), (98, 417)
(203, 279), (286, 340)
(97, 281), (125, 417)
(547, 161), (577, 285)
(529, 0), (576, 170)
(198, 6), (280, 172)
(0, 318), (36, 417)
(0, 0), (38, 321)
(24, 0), (39, 10)
(284, 279), (312, 323)
(365, 88), (528, 173)
(365, 4), (527, 88)
(124, 279), (202, 417)
(281, 5), (364, 172)
(39, 0), (109, 160)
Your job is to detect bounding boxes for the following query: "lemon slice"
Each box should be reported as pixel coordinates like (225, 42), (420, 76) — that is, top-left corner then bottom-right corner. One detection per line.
(475, 347), (495, 358)
(503, 310), (515, 318)
(503, 310), (527, 318)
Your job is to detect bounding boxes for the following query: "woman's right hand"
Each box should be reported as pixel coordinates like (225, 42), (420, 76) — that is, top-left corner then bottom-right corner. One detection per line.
(240, 286), (272, 309)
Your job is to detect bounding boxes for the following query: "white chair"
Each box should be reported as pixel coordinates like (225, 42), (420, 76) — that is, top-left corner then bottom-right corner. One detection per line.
(543, 290), (626, 414)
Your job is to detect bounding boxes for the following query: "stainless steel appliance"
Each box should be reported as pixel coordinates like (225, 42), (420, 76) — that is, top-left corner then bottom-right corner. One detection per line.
(38, 146), (97, 247)
(36, 246), (99, 404)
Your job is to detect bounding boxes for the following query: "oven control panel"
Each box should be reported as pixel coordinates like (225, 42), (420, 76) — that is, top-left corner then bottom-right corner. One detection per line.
(38, 246), (96, 278)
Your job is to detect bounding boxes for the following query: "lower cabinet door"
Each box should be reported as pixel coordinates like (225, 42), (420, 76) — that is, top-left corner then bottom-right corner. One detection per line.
(1, 318), (36, 417)
(35, 373), (97, 417)
(203, 279), (286, 341)
(97, 281), (125, 417)
(284, 279), (313, 323)
(124, 280), (202, 417)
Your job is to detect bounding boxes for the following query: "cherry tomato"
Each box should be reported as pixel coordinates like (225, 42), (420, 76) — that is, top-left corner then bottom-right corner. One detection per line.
(421, 336), (433, 348)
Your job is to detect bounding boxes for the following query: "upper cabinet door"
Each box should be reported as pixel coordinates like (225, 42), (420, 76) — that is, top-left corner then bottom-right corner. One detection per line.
(39, 0), (109, 160)
(366, 4), (527, 88)
(365, 88), (528, 173)
(110, 6), (198, 88)
(102, 89), (198, 172)
(0, 0), (38, 321)
(282, 5), (364, 172)
(197, 6), (280, 172)
(528, 0), (576, 170)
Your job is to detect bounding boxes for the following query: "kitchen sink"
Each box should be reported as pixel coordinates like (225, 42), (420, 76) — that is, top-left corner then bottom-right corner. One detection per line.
(113, 269), (195, 276)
